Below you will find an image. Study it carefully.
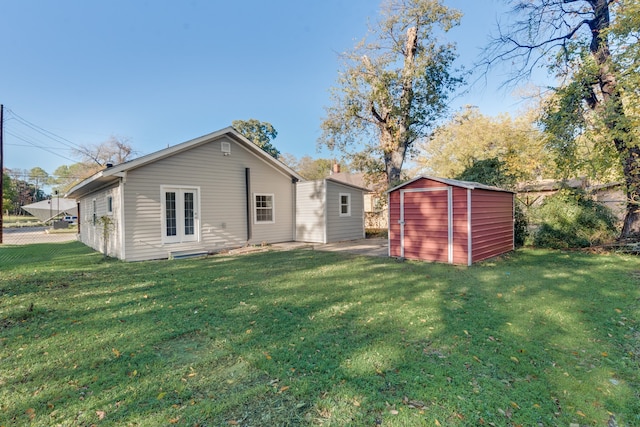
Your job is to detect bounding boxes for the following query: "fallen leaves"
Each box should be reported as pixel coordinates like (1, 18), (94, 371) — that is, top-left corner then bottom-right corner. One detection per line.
(402, 396), (427, 410)
(25, 408), (36, 420)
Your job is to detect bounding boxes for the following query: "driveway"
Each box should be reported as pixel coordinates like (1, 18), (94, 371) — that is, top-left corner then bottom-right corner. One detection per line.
(273, 238), (388, 257)
(1, 227), (78, 245)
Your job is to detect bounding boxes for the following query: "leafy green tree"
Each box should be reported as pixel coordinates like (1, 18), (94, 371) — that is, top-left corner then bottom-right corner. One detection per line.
(2, 170), (16, 215)
(319, 0), (464, 187)
(532, 189), (617, 249)
(455, 158), (528, 247)
(296, 157), (335, 180)
(53, 163), (100, 194)
(232, 119), (280, 159)
(28, 167), (50, 201)
(484, 0), (640, 237)
(417, 105), (549, 182)
(455, 157), (516, 188)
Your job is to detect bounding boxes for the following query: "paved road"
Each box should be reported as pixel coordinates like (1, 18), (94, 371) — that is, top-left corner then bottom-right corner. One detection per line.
(1, 226), (78, 245)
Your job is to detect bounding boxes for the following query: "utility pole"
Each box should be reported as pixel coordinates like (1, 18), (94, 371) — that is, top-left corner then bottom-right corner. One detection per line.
(1, 104), (4, 244)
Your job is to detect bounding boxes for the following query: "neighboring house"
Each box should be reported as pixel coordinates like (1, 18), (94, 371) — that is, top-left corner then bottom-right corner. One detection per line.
(296, 178), (367, 243)
(517, 178), (625, 222)
(388, 176), (515, 266)
(66, 127), (366, 261)
(329, 165), (387, 229)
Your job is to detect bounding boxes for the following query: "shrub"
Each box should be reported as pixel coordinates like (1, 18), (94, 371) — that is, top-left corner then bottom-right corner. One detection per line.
(514, 200), (529, 248)
(532, 188), (617, 248)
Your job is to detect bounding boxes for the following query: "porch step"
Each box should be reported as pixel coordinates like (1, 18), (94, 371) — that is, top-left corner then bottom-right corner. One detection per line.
(169, 250), (209, 260)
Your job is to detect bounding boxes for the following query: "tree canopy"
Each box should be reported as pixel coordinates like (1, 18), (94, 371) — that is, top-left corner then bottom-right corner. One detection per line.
(485, 0), (640, 237)
(416, 105), (549, 183)
(73, 135), (136, 166)
(319, 0), (464, 187)
(232, 119), (280, 159)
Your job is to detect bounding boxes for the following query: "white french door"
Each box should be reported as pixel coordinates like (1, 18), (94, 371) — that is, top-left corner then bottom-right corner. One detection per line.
(162, 187), (199, 243)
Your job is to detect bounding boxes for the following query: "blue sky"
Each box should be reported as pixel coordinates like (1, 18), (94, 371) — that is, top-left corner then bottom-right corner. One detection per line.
(1, 0), (537, 177)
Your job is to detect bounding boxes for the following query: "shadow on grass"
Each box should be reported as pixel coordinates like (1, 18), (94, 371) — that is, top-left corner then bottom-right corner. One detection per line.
(1, 244), (639, 426)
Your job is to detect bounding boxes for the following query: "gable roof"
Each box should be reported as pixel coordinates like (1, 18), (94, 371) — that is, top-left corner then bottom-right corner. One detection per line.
(324, 177), (371, 193)
(387, 175), (515, 194)
(66, 127), (304, 198)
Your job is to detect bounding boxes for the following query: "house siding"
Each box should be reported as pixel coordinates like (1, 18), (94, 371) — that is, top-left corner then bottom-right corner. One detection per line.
(295, 180), (366, 244)
(121, 136), (295, 261)
(78, 183), (122, 258)
(325, 181), (365, 243)
(295, 180), (326, 243)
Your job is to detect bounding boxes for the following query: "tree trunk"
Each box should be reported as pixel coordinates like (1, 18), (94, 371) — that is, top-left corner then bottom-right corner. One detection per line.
(588, 0), (639, 238)
(385, 147), (406, 187)
(620, 144), (640, 237)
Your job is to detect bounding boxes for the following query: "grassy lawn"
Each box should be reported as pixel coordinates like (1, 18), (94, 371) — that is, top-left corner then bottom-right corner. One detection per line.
(2, 215), (44, 228)
(1, 243), (639, 426)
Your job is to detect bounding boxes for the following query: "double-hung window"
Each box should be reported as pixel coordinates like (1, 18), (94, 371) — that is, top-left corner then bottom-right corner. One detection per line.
(161, 186), (200, 243)
(339, 193), (351, 217)
(254, 193), (274, 223)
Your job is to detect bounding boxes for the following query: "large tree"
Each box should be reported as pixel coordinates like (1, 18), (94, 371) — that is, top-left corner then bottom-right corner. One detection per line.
(53, 136), (137, 193)
(28, 167), (50, 201)
(319, 0), (464, 187)
(484, 0), (640, 237)
(232, 119), (280, 159)
(73, 135), (136, 166)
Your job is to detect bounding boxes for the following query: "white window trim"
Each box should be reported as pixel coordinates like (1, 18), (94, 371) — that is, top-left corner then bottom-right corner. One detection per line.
(339, 192), (351, 217)
(254, 193), (275, 224)
(160, 185), (201, 244)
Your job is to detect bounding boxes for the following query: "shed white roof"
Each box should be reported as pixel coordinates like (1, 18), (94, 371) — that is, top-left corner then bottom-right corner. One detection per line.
(386, 175), (515, 193)
(21, 198), (78, 222)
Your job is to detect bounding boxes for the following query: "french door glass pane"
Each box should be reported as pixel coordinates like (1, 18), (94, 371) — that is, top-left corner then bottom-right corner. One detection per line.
(184, 192), (195, 235)
(165, 192), (177, 236)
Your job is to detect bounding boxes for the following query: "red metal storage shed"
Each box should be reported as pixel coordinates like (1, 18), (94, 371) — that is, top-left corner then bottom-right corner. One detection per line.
(387, 176), (514, 266)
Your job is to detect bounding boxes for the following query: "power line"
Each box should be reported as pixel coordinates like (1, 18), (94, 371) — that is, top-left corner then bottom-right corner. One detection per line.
(4, 129), (77, 163)
(4, 108), (85, 151)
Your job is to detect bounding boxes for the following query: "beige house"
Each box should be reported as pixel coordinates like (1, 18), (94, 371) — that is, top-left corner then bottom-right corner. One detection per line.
(66, 128), (366, 261)
(296, 178), (367, 243)
(329, 166), (387, 230)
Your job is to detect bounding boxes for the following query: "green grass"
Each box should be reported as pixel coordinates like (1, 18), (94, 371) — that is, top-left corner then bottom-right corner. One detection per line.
(2, 215), (44, 228)
(1, 242), (639, 426)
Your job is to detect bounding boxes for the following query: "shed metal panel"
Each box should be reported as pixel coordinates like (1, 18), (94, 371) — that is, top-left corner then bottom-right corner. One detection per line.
(388, 176), (514, 265)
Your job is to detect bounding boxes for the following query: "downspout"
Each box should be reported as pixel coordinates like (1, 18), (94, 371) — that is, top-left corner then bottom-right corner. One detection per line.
(245, 168), (252, 243)
(119, 174), (126, 260)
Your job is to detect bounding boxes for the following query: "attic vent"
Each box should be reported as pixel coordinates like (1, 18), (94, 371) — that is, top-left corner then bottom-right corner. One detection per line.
(221, 142), (231, 155)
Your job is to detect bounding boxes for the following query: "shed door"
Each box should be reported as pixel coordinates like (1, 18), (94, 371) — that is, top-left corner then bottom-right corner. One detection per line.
(400, 187), (453, 263)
